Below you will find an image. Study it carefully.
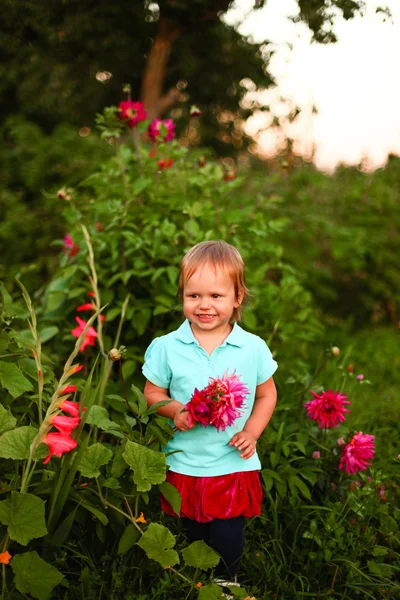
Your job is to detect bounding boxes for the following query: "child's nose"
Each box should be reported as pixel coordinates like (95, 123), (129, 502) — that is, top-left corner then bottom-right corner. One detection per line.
(199, 297), (211, 309)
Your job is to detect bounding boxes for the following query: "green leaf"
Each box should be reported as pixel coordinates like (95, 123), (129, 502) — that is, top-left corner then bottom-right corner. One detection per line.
(131, 383), (148, 415)
(0, 492), (47, 545)
(132, 176), (152, 196)
(123, 440), (166, 492)
(182, 540), (220, 570)
(38, 326), (59, 343)
(118, 523), (141, 554)
(137, 522), (179, 567)
(86, 406), (120, 432)
(50, 507), (78, 548)
(0, 404), (17, 435)
(0, 425), (38, 459)
(0, 361), (33, 398)
(77, 442), (113, 478)
(289, 475), (311, 500)
(198, 584), (224, 599)
(159, 481), (182, 516)
(184, 220), (200, 239)
(103, 477), (121, 489)
(78, 501), (109, 526)
(11, 551), (63, 600)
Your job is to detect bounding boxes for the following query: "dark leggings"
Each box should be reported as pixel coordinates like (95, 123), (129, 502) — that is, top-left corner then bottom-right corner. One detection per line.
(182, 516), (244, 579)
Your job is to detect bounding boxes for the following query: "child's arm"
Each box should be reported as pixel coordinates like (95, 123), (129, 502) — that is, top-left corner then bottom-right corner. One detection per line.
(144, 380), (194, 431)
(229, 376), (277, 459)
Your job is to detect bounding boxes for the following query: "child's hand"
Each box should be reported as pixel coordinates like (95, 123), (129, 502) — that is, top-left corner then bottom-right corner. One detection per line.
(229, 431), (257, 459)
(173, 406), (194, 431)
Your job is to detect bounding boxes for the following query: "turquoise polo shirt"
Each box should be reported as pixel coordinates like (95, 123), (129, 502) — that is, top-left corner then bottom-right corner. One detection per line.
(142, 319), (278, 477)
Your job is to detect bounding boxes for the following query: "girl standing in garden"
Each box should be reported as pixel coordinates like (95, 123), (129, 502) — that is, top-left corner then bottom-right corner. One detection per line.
(142, 240), (277, 593)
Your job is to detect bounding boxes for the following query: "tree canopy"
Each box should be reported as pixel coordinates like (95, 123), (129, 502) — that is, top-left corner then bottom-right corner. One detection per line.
(1, 0), (368, 150)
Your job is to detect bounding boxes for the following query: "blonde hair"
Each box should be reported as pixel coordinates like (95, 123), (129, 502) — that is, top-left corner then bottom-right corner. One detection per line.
(179, 240), (249, 322)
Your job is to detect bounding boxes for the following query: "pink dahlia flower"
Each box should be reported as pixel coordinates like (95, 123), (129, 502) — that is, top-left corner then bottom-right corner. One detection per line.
(148, 118), (175, 142)
(71, 316), (98, 351)
(339, 432), (375, 475)
(305, 389), (350, 429)
(186, 371), (249, 432)
(118, 100), (147, 128)
(43, 432), (77, 464)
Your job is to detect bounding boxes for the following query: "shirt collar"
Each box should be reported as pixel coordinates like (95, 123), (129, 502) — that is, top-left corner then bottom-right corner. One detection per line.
(176, 319), (245, 347)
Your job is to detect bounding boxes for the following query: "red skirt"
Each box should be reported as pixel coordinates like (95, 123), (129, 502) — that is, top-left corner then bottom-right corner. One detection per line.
(161, 470), (263, 523)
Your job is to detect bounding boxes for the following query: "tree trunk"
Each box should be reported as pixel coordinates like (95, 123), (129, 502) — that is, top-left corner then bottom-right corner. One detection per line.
(140, 17), (182, 120)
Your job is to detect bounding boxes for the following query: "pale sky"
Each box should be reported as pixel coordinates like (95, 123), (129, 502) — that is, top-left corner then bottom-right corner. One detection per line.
(224, 0), (400, 171)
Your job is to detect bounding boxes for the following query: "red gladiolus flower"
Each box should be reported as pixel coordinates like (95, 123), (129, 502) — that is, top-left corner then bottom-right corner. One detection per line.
(51, 415), (80, 436)
(339, 432), (375, 475)
(71, 316), (98, 351)
(305, 389), (350, 429)
(148, 118), (175, 142)
(88, 291), (95, 298)
(59, 400), (80, 417)
(118, 100), (147, 128)
(43, 432), (77, 464)
(186, 371), (249, 432)
(61, 385), (77, 395)
(70, 364), (83, 375)
(64, 234), (79, 257)
(77, 303), (95, 311)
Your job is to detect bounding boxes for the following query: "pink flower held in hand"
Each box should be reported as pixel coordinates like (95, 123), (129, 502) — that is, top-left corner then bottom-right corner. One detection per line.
(339, 432), (375, 475)
(305, 389), (350, 429)
(43, 432), (77, 464)
(118, 100), (147, 128)
(71, 316), (98, 351)
(148, 118), (176, 142)
(51, 415), (80, 436)
(185, 371), (249, 432)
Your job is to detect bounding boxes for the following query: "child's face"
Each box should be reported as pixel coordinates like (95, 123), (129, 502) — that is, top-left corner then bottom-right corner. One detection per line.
(183, 263), (241, 335)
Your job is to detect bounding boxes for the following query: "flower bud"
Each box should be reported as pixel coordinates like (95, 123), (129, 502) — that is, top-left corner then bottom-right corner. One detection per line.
(331, 346), (340, 356)
(57, 189), (67, 199)
(109, 348), (121, 362)
(346, 364), (354, 373)
(190, 105), (201, 117)
(356, 374), (364, 381)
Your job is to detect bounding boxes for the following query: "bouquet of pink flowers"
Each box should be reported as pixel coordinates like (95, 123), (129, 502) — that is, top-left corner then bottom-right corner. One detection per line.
(185, 371), (249, 432)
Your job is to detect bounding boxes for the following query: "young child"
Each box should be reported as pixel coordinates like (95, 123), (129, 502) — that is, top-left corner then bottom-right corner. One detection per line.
(142, 240), (277, 592)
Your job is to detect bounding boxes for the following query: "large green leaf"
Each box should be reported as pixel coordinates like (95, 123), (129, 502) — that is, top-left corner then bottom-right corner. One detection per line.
(86, 405), (121, 432)
(11, 551), (63, 600)
(77, 442), (113, 478)
(198, 584), (224, 599)
(0, 425), (38, 459)
(0, 492), (47, 545)
(0, 404), (17, 435)
(118, 524), (141, 554)
(0, 361), (33, 398)
(182, 540), (220, 570)
(137, 522), (179, 567)
(123, 440), (166, 492)
(159, 481), (181, 516)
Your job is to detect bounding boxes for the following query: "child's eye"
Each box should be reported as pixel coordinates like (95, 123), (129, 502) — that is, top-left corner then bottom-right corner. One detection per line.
(189, 294), (199, 298)
(211, 294), (221, 299)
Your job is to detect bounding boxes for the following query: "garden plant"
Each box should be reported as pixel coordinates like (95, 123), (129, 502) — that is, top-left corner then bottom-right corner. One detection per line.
(0, 95), (399, 600)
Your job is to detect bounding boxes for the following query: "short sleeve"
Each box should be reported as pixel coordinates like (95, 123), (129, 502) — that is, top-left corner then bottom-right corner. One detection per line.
(256, 338), (278, 385)
(142, 338), (172, 389)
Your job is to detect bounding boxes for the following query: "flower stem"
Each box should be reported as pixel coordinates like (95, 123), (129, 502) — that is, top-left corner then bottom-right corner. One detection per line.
(300, 354), (330, 408)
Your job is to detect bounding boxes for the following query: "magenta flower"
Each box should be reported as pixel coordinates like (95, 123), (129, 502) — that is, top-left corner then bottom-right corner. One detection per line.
(312, 450), (321, 459)
(71, 316), (98, 352)
(118, 100), (147, 128)
(356, 374), (364, 381)
(148, 118), (175, 142)
(186, 371), (249, 432)
(339, 432), (375, 475)
(64, 234), (79, 257)
(305, 389), (350, 429)
(43, 432), (77, 464)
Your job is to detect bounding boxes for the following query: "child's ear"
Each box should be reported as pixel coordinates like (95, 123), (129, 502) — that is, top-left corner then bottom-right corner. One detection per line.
(236, 290), (244, 306)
